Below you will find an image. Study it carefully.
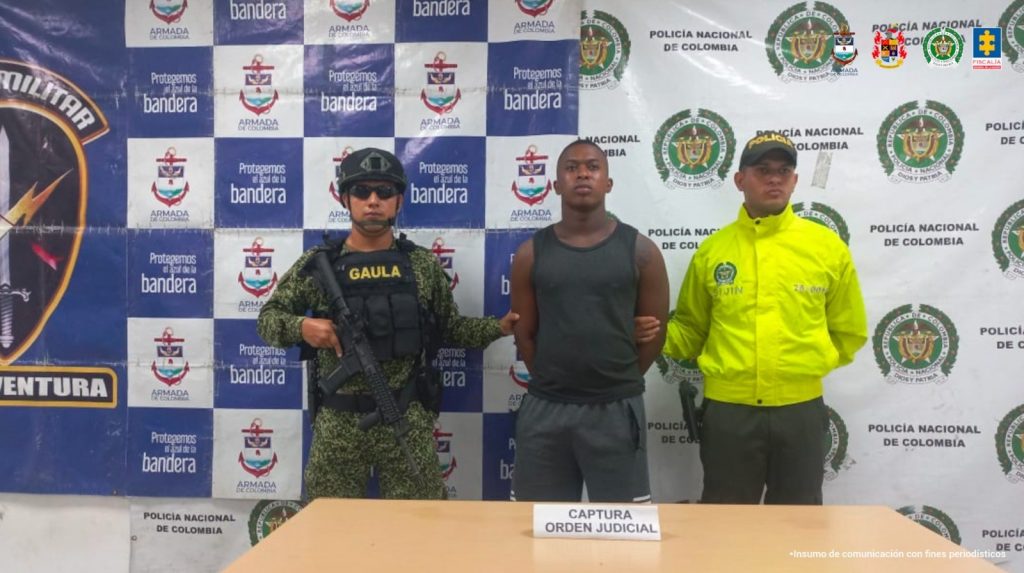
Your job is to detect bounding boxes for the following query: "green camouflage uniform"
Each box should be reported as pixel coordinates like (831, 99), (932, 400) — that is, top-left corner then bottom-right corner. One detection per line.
(257, 239), (503, 500)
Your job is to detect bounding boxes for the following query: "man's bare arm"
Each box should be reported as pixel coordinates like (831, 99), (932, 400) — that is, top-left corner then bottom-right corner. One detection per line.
(634, 236), (670, 374)
(510, 239), (538, 373)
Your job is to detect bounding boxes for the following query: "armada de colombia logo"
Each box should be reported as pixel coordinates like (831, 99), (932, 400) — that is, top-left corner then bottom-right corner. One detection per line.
(249, 499), (306, 545)
(421, 52), (462, 115)
(823, 405), (851, 481)
(434, 422), (457, 480)
(329, 146), (355, 204)
(793, 202), (850, 244)
(1001, 0), (1024, 72)
(151, 147), (190, 207)
(151, 327), (190, 386)
(579, 10), (630, 90)
(874, 304), (958, 385)
(896, 505), (962, 544)
(239, 55), (280, 116)
(996, 403), (1024, 483)
(239, 418), (279, 478)
(430, 237), (459, 290)
(238, 237), (279, 298)
(516, 0), (554, 17)
(150, 0), (188, 24)
(653, 108), (735, 190)
(831, 24), (857, 69)
(511, 145), (552, 206)
(992, 198), (1024, 279)
(0, 59), (109, 365)
(877, 100), (963, 184)
(923, 27), (965, 67)
(766, 2), (851, 82)
(331, 0), (370, 22)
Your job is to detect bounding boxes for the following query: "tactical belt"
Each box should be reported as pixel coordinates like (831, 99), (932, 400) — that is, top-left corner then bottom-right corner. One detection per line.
(321, 380), (418, 414)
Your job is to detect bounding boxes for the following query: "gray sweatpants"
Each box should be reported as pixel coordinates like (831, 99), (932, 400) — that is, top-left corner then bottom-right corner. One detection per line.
(511, 393), (651, 503)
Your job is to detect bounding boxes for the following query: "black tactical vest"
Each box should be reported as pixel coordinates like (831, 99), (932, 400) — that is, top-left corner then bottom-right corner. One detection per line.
(330, 246), (423, 361)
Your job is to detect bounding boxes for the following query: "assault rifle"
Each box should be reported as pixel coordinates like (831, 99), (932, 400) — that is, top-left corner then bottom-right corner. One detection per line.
(679, 380), (702, 443)
(306, 249), (419, 475)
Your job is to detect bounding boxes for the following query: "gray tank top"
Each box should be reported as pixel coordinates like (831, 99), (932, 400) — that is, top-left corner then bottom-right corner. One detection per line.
(529, 221), (643, 403)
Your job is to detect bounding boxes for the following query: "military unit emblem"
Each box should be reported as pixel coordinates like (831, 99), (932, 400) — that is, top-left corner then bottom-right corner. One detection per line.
(579, 10), (630, 90)
(0, 60), (108, 365)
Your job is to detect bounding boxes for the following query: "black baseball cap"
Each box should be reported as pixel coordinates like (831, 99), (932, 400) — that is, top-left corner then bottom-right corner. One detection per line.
(739, 131), (798, 169)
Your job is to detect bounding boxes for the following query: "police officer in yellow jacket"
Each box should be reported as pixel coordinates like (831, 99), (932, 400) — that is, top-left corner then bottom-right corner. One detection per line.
(662, 131), (867, 504)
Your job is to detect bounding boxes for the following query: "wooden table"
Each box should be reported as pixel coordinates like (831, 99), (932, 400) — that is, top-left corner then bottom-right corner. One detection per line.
(223, 499), (1001, 572)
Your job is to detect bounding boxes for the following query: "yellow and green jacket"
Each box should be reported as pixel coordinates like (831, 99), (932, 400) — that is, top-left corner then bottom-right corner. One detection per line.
(664, 205), (867, 406)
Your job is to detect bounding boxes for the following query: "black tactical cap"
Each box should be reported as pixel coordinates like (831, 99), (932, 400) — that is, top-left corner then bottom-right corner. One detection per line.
(336, 147), (408, 194)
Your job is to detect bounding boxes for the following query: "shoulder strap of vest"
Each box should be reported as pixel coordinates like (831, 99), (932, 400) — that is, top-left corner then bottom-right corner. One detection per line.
(395, 233), (418, 254)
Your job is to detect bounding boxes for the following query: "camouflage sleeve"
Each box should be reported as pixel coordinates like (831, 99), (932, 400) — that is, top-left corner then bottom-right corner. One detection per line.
(256, 249), (325, 349)
(412, 249), (503, 349)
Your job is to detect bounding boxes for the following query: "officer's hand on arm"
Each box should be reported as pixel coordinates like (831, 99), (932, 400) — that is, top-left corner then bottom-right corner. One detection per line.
(301, 318), (343, 357)
(634, 316), (661, 345)
(499, 311), (520, 336)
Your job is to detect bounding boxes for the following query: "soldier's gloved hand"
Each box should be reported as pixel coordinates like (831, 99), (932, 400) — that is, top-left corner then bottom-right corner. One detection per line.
(499, 311), (520, 336)
(301, 318), (343, 357)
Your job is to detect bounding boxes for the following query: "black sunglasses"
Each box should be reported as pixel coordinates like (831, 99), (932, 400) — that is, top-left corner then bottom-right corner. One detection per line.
(347, 183), (399, 200)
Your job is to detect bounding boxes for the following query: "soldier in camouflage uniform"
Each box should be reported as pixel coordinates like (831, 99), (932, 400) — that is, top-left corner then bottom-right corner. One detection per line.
(257, 148), (517, 500)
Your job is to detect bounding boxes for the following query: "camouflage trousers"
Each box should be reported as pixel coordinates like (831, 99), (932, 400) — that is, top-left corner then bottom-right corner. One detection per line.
(305, 401), (446, 500)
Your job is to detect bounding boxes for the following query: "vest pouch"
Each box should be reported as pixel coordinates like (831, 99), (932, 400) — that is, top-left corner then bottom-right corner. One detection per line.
(363, 295), (394, 360)
(391, 292), (421, 357)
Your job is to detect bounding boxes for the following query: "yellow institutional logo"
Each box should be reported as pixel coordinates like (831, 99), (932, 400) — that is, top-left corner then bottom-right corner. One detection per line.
(977, 29), (998, 56)
(746, 132), (794, 150)
(348, 265), (402, 281)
